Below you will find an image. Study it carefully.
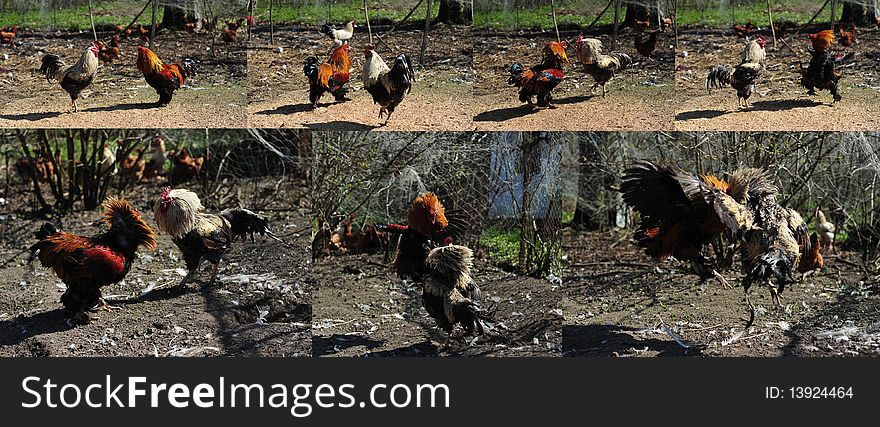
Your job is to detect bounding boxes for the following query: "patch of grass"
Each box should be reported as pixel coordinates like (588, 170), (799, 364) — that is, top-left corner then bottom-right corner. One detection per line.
(479, 226), (520, 265)
(475, 6), (615, 30)
(561, 209), (574, 226)
(254, 1), (439, 26)
(677, 0), (839, 27)
(0, 1), (163, 31)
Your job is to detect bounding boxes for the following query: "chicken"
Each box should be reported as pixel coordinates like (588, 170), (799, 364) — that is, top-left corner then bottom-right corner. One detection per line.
(153, 188), (281, 286)
(837, 23), (857, 47)
(137, 24), (152, 43)
(0, 25), (16, 44)
(220, 19), (243, 57)
(136, 46), (198, 106)
(169, 147), (203, 184)
(423, 244), (491, 345)
(815, 209), (835, 251)
(15, 151), (56, 184)
(634, 30), (660, 58)
(633, 18), (651, 31)
(321, 20), (356, 45)
(97, 35), (121, 65)
(574, 37), (631, 98)
(303, 43), (350, 108)
(27, 197), (157, 323)
(362, 45), (414, 125)
(143, 135), (167, 180)
(509, 41), (569, 109)
(120, 149), (146, 182)
(741, 35), (766, 65)
(733, 21), (757, 38)
(620, 160), (823, 327)
(801, 30), (841, 103)
(39, 41), (100, 112)
(706, 62), (764, 109)
(772, 20), (796, 38)
(97, 143), (117, 177)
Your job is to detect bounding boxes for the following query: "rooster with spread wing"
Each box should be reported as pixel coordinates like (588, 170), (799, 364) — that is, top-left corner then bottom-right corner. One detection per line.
(801, 30), (841, 103)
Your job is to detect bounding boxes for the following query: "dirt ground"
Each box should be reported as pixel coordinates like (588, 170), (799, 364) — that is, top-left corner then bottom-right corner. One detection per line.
(472, 28), (675, 131)
(562, 230), (880, 357)
(675, 26), (880, 130)
(310, 251), (562, 357)
(247, 25), (474, 130)
(0, 31), (247, 129)
(0, 181), (312, 357)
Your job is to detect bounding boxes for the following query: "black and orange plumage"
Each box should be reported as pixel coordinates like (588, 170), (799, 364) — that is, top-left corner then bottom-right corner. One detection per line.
(801, 30), (842, 102)
(508, 41), (570, 109)
(136, 46), (198, 106)
(28, 197), (157, 322)
(303, 43), (351, 107)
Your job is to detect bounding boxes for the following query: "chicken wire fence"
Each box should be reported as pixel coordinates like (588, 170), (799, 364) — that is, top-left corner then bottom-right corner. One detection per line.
(0, 0), (247, 28)
(678, 0), (879, 26)
(311, 131), (566, 276)
(565, 131), (880, 266)
(475, 0), (674, 29)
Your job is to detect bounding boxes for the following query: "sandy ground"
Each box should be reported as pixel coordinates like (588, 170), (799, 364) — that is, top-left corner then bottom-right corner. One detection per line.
(310, 252), (562, 357)
(472, 28), (675, 131)
(247, 25), (474, 130)
(675, 26), (880, 131)
(0, 31), (247, 129)
(562, 230), (880, 357)
(0, 181), (312, 357)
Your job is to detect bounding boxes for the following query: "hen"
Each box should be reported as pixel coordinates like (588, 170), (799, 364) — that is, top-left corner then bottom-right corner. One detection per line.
(574, 36), (632, 98)
(169, 147), (204, 184)
(634, 30), (660, 58)
(40, 41), (100, 112)
(321, 20), (356, 45)
(221, 19), (243, 57)
(27, 197), (157, 323)
(837, 23), (857, 47)
(136, 46), (198, 106)
(0, 25), (16, 44)
(362, 45), (414, 125)
(97, 35), (121, 65)
(620, 160), (823, 327)
(733, 21), (757, 38)
(153, 188), (281, 286)
(303, 43), (351, 108)
(509, 41), (570, 108)
(800, 30), (841, 102)
(815, 209), (836, 251)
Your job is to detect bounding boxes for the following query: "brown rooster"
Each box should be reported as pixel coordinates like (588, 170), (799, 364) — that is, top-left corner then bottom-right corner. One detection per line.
(136, 46), (198, 106)
(509, 41), (569, 108)
(304, 43), (351, 108)
(28, 197), (157, 323)
(620, 160), (823, 327)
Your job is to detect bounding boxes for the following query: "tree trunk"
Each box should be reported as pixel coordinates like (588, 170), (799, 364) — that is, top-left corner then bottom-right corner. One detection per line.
(161, 5), (201, 30)
(437, 0), (471, 25)
(841, 1), (869, 26)
(571, 141), (597, 230)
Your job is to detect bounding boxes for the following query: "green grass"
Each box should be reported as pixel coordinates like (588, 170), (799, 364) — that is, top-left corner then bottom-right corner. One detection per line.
(677, 0), (841, 27)
(479, 226), (521, 265)
(475, 6), (616, 30)
(255, 1), (439, 25)
(561, 209), (574, 226)
(0, 1), (163, 31)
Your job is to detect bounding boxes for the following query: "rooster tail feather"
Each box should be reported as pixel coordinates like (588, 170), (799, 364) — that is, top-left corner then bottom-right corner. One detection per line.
(220, 208), (272, 241)
(747, 248), (794, 287)
(508, 63), (525, 84)
(611, 51), (633, 70)
(706, 64), (732, 92)
(39, 54), (65, 82)
(179, 58), (198, 78)
(320, 23), (334, 37)
(28, 222), (59, 262)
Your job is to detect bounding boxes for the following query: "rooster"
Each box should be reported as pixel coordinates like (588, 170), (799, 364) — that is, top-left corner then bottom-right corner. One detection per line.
(423, 244), (491, 346)
(634, 30), (660, 58)
(509, 41), (569, 109)
(40, 41), (100, 112)
(620, 160), (823, 327)
(27, 197), (157, 323)
(321, 20), (356, 45)
(0, 25), (16, 44)
(362, 45), (414, 125)
(97, 35), (121, 65)
(741, 35), (766, 65)
(136, 46), (198, 107)
(837, 23), (857, 47)
(815, 208), (836, 251)
(706, 62), (764, 108)
(801, 30), (841, 103)
(153, 188), (281, 286)
(574, 37), (631, 98)
(304, 43), (351, 108)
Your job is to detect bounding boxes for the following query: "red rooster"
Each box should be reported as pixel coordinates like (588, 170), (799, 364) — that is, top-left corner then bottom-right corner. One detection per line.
(509, 41), (569, 109)
(361, 45), (414, 125)
(27, 197), (157, 323)
(136, 46), (198, 106)
(801, 30), (841, 102)
(303, 43), (351, 108)
(40, 41), (100, 112)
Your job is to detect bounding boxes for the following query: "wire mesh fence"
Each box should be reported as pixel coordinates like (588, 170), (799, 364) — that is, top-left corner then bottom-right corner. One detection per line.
(475, 0), (674, 29)
(310, 131), (565, 276)
(677, 0), (879, 27)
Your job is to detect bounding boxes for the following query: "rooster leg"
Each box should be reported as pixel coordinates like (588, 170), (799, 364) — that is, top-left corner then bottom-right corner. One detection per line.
(744, 291), (756, 329)
(178, 269), (197, 287)
(602, 83), (608, 98)
(768, 282), (782, 308)
(712, 269), (733, 289)
(93, 297), (122, 312)
(207, 262), (221, 285)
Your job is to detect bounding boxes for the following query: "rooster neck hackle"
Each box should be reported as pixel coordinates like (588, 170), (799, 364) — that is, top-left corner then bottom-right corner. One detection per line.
(426, 245), (474, 292)
(362, 48), (390, 87)
(407, 192), (448, 236)
(153, 188), (204, 239)
(137, 46), (164, 75)
(101, 196), (157, 250)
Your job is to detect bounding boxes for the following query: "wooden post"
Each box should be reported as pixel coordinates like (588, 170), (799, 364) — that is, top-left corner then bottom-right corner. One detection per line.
(550, 0), (560, 42)
(150, 0), (158, 50)
(269, 0), (274, 44)
(830, 0), (837, 30)
(419, 0), (433, 65)
(248, 0), (254, 41)
(87, 0), (97, 41)
(611, 0), (621, 50)
(364, 0), (373, 45)
(767, 0), (777, 46)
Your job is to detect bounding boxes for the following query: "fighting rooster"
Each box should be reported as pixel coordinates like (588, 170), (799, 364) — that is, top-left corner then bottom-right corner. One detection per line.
(423, 245), (490, 345)
(40, 41), (100, 112)
(620, 160), (823, 327)
(800, 30), (841, 103)
(304, 43), (351, 108)
(362, 45), (414, 125)
(136, 46), (198, 107)
(153, 188), (281, 286)
(509, 41), (570, 109)
(27, 197), (157, 323)
(573, 36), (632, 98)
